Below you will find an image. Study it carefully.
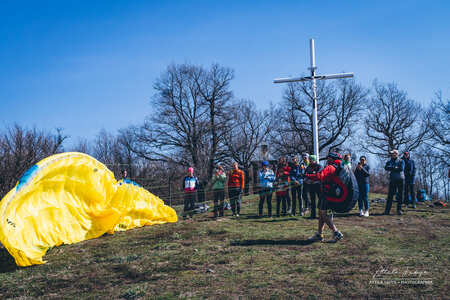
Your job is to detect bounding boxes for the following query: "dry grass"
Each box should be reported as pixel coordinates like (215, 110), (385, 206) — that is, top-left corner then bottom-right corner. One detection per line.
(0, 193), (448, 299)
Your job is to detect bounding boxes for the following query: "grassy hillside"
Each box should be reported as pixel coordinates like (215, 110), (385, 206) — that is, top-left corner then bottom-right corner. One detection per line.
(0, 193), (449, 299)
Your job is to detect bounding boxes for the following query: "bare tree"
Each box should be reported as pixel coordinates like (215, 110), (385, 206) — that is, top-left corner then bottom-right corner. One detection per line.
(194, 63), (234, 180)
(363, 81), (430, 157)
(0, 124), (67, 198)
(131, 63), (234, 181)
(270, 79), (367, 157)
(428, 91), (449, 148)
(224, 99), (274, 193)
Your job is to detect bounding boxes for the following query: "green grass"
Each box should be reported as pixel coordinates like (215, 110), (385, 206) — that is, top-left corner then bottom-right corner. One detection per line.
(0, 193), (449, 299)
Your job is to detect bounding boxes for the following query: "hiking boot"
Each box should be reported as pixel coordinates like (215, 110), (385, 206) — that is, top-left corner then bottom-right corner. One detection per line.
(333, 231), (344, 241)
(309, 232), (324, 242)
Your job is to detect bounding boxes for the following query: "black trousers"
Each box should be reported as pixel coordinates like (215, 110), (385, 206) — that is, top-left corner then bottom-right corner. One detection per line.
(258, 188), (273, 216)
(385, 179), (404, 214)
(228, 187), (242, 215)
(308, 184), (321, 218)
(183, 192), (196, 218)
(404, 183), (415, 207)
(291, 184), (303, 215)
(276, 194), (288, 216)
(213, 189), (225, 217)
(303, 184), (312, 211)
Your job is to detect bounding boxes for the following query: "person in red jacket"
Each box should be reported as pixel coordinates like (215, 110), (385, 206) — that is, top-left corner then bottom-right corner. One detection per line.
(227, 162), (245, 217)
(305, 152), (344, 242)
(275, 157), (291, 217)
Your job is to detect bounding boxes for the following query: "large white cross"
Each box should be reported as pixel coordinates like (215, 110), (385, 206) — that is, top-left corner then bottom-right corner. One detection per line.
(274, 39), (354, 162)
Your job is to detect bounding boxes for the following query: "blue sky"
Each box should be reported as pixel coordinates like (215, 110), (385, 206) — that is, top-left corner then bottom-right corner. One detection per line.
(1, 0), (449, 145)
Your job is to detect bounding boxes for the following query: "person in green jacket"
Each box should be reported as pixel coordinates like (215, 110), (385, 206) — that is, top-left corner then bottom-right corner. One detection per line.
(211, 164), (227, 218)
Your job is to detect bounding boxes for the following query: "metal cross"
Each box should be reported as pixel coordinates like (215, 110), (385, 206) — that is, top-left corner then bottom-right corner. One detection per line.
(274, 38), (354, 162)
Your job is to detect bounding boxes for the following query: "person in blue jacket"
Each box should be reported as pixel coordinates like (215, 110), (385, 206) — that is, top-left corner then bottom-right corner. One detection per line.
(384, 150), (405, 215)
(402, 151), (416, 208)
(354, 156), (370, 217)
(258, 161), (275, 217)
(289, 155), (306, 216)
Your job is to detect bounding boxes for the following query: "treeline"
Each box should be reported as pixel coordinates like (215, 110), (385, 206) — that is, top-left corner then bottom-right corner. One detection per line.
(1, 63), (448, 203)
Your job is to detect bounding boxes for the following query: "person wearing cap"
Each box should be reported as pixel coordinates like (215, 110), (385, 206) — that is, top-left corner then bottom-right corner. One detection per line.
(354, 156), (370, 217)
(402, 151), (416, 208)
(211, 165), (227, 218)
(305, 152), (344, 242)
(258, 161), (275, 217)
(304, 155), (323, 218)
(275, 157), (291, 217)
(182, 167), (199, 219)
(384, 149), (405, 215)
(289, 155), (306, 216)
(227, 162), (245, 217)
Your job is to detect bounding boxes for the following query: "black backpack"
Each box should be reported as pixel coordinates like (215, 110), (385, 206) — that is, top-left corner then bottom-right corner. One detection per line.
(323, 162), (359, 213)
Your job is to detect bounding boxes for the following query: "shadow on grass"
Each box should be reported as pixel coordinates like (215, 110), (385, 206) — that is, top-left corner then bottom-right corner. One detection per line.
(231, 239), (315, 246)
(0, 247), (17, 273)
(252, 217), (299, 223)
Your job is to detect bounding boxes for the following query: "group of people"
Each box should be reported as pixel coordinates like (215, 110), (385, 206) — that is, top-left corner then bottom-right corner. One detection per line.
(180, 148), (417, 241)
(182, 162), (244, 219)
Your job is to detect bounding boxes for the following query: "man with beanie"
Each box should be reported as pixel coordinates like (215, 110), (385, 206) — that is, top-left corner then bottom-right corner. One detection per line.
(258, 161), (275, 217)
(182, 167), (199, 220)
(227, 162), (245, 217)
(402, 151), (416, 208)
(384, 149), (405, 215)
(304, 155), (323, 218)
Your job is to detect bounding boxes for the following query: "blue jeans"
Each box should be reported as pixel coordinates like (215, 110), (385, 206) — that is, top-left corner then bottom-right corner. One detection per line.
(358, 183), (369, 211)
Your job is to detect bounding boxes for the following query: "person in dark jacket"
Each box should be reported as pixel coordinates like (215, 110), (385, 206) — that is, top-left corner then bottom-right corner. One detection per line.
(182, 167), (199, 219)
(402, 151), (416, 208)
(304, 155), (323, 218)
(354, 156), (370, 217)
(384, 150), (405, 215)
(289, 156), (306, 216)
(301, 153), (310, 215)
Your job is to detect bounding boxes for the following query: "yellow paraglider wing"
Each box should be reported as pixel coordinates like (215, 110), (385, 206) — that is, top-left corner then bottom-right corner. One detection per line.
(0, 152), (177, 266)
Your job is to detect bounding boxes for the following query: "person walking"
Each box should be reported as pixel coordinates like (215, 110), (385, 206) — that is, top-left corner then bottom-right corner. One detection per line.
(354, 156), (370, 217)
(211, 165), (227, 218)
(384, 150), (405, 215)
(402, 151), (416, 208)
(289, 155), (306, 216)
(227, 162), (245, 217)
(304, 155), (323, 218)
(275, 158), (290, 217)
(258, 161), (275, 217)
(182, 167), (199, 220)
(306, 152), (345, 242)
